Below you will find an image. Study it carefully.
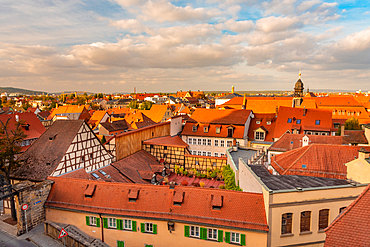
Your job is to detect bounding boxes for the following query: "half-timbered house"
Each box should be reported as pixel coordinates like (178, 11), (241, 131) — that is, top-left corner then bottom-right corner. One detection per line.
(12, 120), (114, 181)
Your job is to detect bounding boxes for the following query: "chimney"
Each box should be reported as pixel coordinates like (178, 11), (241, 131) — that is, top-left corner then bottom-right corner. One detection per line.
(15, 115), (19, 122)
(358, 148), (370, 160)
(341, 125), (345, 136)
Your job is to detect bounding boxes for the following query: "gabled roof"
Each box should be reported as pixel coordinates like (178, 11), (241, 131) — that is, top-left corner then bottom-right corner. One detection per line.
(13, 120), (85, 181)
(324, 184), (370, 247)
(188, 108), (251, 125)
(143, 135), (188, 148)
(343, 130), (368, 144)
(315, 96), (362, 107)
(48, 105), (88, 120)
(88, 110), (108, 126)
(100, 120), (128, 133)
(182, 122), (246, 139)
(45, 177), (268, 232)
(140, 105), (170, 123)
(271, 144), (370, 179)
(248, 113), (276, 142)
(269, 133), (349, 152)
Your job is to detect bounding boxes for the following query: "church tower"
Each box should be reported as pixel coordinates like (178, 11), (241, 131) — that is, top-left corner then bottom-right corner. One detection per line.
(292, 72), (304, 107)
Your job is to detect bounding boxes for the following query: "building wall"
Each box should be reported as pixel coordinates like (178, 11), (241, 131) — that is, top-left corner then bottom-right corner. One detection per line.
(170, 116), (183, 136)
(346, 159), (370, 183)
(237, 159), (263, 193)
(268, 185), (366, 247)
(45, 208), (268, 247)
(116, 122), (170, 160)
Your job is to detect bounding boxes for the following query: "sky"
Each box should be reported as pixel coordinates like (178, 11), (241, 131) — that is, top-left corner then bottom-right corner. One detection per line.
(0, 0), (369, 93)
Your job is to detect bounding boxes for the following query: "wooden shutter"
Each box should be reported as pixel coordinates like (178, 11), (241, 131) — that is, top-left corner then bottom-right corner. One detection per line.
(103, 218), (108, 228)
(241, 234), (246, 246)
(117, 219), (123, 230)
(96, 218), (100, 227)
(184, 225), (190, 237)
(217, 230), (223, 242)
(117, 240), (125, 247)
(132, 221), (137, 232)
(153, 224), (157, 234)
(141, 223), (145, 233)
(86, 216), (90, 226)
(225, 232), (230, 243)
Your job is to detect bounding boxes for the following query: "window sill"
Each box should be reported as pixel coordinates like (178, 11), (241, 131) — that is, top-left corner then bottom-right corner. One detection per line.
(280, 233), (294, 238)
(299, 231), (312, 235)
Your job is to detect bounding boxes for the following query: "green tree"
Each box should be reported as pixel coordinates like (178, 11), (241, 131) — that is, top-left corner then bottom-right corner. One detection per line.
(129, 100), (139, 109)
(0, 118), (26, 220)
(222, 165), (242, 191)
(344, 117), (361, 130)
(139, 101), (152, 110)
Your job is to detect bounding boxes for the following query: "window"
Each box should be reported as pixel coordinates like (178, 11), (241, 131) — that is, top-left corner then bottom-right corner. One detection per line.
(124, 220), (132, 230)
(86, 216), (100, 227)
(231, 232), (240, 244)
(192, 125), (197, 132)
(214, 140), (219, 146)
(92, 173), (100, 179)
(202, 139), (207, 146)
(108, 218), (117, 229)
(255, 131), (265, 141)
(315, 120), (320, 125)
(287, 118), (292, 123)
(300, 211), (311, 232)
(202, 151), (207, 156)
(227, 128), (233, 137)
(216, 127), (221, 134)
(214, 152), (218, 157)
(227, 140), (232, 147)
(188, 138), (192, 145)
(190, 226), (200, 238)
(318, 209), (329, 231)
(281, 213), (293, 235)
(145, 223), (153, 233)
(256, 120), (261, 124)
(197, 139), (202, 145)
(197, 151), (202, 156)
(266, 121), (271, 125)
(207, 151), (211, 156)
(220, 140), (225, 147)
(89, 216), (97, 226)
(207, 139), (211, 146)
(204, 126), (209, 133)
(220, 153), (225, 157)
(207, 228), (218, 240)
(296, 119), (301, 124)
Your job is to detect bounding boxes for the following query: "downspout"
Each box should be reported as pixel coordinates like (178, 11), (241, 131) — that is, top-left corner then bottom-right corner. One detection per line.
(99, 213), (104, 242)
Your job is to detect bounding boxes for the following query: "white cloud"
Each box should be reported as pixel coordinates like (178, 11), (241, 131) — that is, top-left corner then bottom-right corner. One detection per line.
(256, 16), (302, 33)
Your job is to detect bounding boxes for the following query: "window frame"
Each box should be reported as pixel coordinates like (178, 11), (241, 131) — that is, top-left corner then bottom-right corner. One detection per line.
(227, 140), (232, 147)
(281, 213), (293, 235)
(197, 139), (202, 145)
(188, 138), (192, 145)
(215, 127), (221, 134)
(124, 219), (132, 230)
(190, 225), (200, 238)
(207, 139), (211, 146)
(207, 228), (218, 240)
(230, 232), (240, 244)
(214, 139), (219, 147)
(300, 211), (311, 233)
(318, 209), (329, 231)
(255, 131), (265, 141)
(108, 217), (117, 229)
(220, 140), (225, 147)
(202, 139), (207, 146)
(287, 118), (292, 123)
(89, 216), (97, 226)
(145, 223), (153, 233)
(315, 120), (320, 125)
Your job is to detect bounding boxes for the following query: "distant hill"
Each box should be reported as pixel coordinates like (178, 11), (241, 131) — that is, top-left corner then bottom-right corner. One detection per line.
(0, 87), (47, 95)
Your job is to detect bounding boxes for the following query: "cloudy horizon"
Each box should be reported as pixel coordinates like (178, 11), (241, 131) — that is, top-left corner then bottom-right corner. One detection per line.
(0, 0), (369, 93)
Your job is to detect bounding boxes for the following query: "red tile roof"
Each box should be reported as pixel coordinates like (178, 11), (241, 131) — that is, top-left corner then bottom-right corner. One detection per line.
(189, 108), (252, 125)
(140, 105), (170, 123)
(248, 113), (277, 142)
(45, 176), (268, 232)
(271, 144), (370, 179)
(143, 135), (188, 148)
(324, 184), (370, 247)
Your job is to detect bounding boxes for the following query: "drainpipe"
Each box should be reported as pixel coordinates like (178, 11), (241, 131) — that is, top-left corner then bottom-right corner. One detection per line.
(99, 213), (104, 242)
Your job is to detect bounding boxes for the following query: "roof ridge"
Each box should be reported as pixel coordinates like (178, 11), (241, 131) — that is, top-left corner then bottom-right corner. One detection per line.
(281, 145), (311, 175)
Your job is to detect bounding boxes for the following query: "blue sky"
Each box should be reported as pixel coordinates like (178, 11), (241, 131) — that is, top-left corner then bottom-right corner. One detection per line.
(0, 0), (369, 93)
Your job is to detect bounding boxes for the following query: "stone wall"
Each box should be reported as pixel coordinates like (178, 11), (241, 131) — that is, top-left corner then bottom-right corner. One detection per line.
(14, 180), (53, 235)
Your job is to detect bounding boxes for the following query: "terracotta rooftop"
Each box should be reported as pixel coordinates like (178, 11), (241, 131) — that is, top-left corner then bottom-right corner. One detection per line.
(271, 144), (370, 179)
(45, 177), (268, 232)
(140, 105), (170, 123)
(100, 120), (128, 133)
(324, 184), (370, 247)
(189, 108), (252, 125)
(343, 130), (368, 145)
(248, 113), (277, 142)
(143, 135), (188, 148)
(48, 105), (89, 120)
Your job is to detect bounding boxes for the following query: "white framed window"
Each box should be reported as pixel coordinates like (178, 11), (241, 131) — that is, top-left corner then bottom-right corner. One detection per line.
(89, 216), (97, 226)
(231, 232), (240, 244)
(145, 223), (153, 233)
(190, 226), (200, 238)
(221, 153), (225, 157)
(202, 139), (207, 145)
(197, 139), (202, 145)
(214, 139), (219, 146)
(214, 152), (218, 157)
(192, 150), (196, 155)
(227, 140), (232, 147)
(216, 127), (221, 134)
(267, 121), (271, 125)
(197, 151), (202, 156)
(124, 219), (132, 230)
(255, 131), (265, 141)
(256, 120), (261, 124)
(207, 228), (218, 240)
(192, 126), (197, 132)
(207, 151), (211, 156)
(188, 138), (192, 145)
(108, 218), (117, 228)
(202, 151), (207, 156)
(207, 139), (211, 146)
(220, 140), (225, 147)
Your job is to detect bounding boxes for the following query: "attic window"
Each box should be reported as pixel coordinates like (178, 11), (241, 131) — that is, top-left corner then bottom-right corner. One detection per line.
(128, 189), (139, 202)
(287, 118), (292, 123)
(216, 127), (221, 134)
(296, 119), (301, 124)
(173, 191), (185, 206)
(84, 184), (96, 198)
(256, 120), (261, 124)
(203, 126), (209, 133)
(302, 164), (307, 168)
(315, 120), (320, 125)
(99, 170), (107, 176)
(266, 121), (271, 125)
(227, 127), (233, 138)
(192, 125), (198, 132)
(212, 195), (223, 210)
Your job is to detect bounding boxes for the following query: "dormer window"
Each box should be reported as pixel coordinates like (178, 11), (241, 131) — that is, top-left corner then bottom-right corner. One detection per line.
(256, 120), (261, 124)
(215, 127), (221, 134)
(227, 127), (233, 138)
(192, 125), (198, 132)
(203, 126), (209, 133)
(266, 121), (271, 125)
(255, 131), (265, 141)
(296, 119), (301, 124)
(287, 118), (292, 123)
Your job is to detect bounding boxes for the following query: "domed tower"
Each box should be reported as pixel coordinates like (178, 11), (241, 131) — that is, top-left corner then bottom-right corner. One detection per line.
(294, 72), (304, 97)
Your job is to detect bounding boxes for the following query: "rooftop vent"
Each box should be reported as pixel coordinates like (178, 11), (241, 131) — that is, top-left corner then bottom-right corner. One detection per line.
(173, 191), (185, 206)
(84, 184), (96, 198)
(128, 188), (140, 202)
(211, 195), (223, 210)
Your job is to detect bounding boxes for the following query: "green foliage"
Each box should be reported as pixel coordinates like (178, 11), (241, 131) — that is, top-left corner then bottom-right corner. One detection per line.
(129, 100), (139, 109)
(222, 165), (242, 191)
(139, 101), (152, 110)
(344, 117), (361, 130)
(22, 102), (31, 110)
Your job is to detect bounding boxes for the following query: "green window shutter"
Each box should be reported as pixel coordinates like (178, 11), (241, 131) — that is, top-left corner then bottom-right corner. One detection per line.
(117, 240), (124, 247)
(86, 216), (90, 226)
(117, 219), (123, 230)
(96, 218), (100, 227)
(241, 234), (246, 246)
(225, 232), (230, 243)
(200, 227), (207, 240)
(132, 221), (137, 232)
(103, 218), (108, 229)
(141, 223), (145, 233)
(218, 230), (223, 242)
(184, 225), (190, 237)
(153, 224), (157, 234)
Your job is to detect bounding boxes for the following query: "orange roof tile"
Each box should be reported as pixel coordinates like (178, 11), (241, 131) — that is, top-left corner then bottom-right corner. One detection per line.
(143, 135), (189, 148)
(248, 113), (277, 142)
(48, 105), (89, 120)
(45, 176), (268, 232)
(324, 184), (370, 247)
(140, 105), (170, 123)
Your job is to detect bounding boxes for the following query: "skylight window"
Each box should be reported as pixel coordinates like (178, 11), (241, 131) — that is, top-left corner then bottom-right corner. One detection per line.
(287, 118), (292, 123)
(99, 170), (107, 176)
(91, 173), (100, 179)
(315, 120), (320, 125)
(296, 119), (301, 124)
